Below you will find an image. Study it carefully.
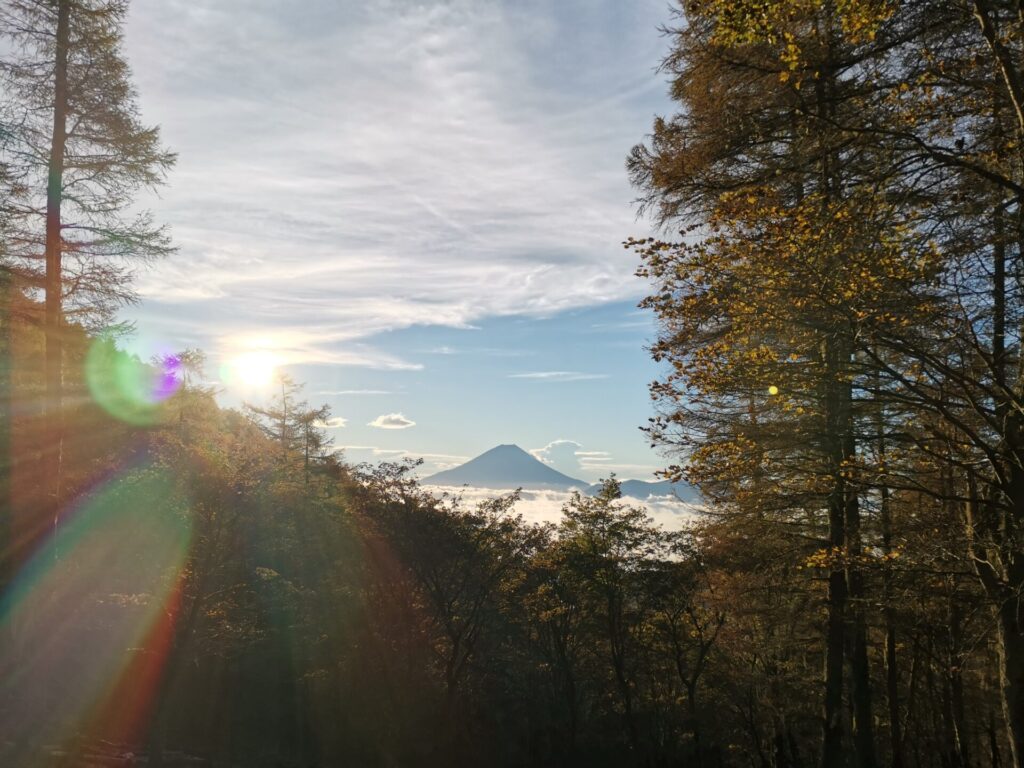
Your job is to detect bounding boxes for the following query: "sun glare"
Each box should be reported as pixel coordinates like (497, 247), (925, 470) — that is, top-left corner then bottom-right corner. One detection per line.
(223, 350), (279, 389)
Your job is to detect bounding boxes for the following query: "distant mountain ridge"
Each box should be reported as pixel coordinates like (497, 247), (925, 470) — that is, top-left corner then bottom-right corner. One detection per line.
(422, 444), (698, 502)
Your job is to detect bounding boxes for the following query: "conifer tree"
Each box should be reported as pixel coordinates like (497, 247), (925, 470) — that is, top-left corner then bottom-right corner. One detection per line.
(0, 0), (174, 505)
(244, 374), (333, 484)
(630, 2), (1024, 764)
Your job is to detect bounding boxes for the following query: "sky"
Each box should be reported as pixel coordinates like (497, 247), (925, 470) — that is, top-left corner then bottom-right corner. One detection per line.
(120, 0), (679, 483)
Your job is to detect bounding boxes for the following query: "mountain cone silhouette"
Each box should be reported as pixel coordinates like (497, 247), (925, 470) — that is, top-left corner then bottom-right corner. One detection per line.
(423, 444), (699, 501)
(422, 444), (586, 490)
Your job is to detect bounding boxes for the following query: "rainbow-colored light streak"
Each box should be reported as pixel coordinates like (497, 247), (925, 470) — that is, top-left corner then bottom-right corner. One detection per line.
(0, 468), (191, 765)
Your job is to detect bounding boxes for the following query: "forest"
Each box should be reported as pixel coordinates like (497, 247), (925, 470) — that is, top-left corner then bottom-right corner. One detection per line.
(4, 0), (1024, 767)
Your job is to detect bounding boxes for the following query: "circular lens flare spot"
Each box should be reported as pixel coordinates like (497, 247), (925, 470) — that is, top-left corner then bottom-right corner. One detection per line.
(767, 385), (779, 396)
(85, 339), (180, 425)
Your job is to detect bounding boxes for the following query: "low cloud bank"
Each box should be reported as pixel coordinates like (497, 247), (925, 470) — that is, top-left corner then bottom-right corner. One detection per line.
(423, 484), (700, 531)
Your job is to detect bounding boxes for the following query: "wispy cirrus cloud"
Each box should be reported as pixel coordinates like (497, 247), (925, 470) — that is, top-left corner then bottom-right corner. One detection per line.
(337, 445), (469, 474)
(318, 389), (392, 396)
(123, 0), (670, 369)
(577, 451), (613, 464)
(510, 371), (609, 382)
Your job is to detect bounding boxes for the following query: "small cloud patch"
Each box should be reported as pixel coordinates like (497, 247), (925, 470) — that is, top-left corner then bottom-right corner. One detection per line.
(368, 412), (416, 430)
(315, 417), (348, 429)
(531, 439), (582, 465)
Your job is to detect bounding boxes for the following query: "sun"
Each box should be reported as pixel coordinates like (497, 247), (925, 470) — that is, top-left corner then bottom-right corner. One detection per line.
(223, 350), (279, 389)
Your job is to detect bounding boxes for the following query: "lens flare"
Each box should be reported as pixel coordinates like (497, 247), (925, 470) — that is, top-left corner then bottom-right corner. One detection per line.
(0, 468), (191, 764)
(85, 338), (182, 425)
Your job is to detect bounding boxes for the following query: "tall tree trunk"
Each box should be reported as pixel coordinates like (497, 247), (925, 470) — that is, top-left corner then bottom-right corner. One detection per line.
(564, 666), (578, 759)
(687, 679), (704, 767)
(881, 482), (904, 768)
(821, 587), (846, 768)
(997, 595), (1024, 768)
(972, 0), (1024, 133)
(968, 201), (1024, 768)
(846, 484), (877, 768)
(609, 600), (641, 755)
(966, 470), (1024, 768)
(45, 0), (70, 521)
(821, 335), (850, 768)
(875, 390), (902, 768)
(947, 596), (970, 768)
(814, 4), (872, 756)
(992, 710), (1004, 768)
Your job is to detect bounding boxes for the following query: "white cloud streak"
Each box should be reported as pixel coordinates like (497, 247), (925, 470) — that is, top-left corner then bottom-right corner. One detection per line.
(337, 445), (469, 473)
(318, 390), (393, 396)
(509, 371), (609, 382)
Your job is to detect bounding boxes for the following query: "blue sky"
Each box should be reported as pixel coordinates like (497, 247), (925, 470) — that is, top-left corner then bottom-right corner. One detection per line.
(120, 0), (678, 482)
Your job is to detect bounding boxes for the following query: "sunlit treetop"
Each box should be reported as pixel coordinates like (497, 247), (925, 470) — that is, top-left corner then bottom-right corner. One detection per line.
(695, 0), (895, 56)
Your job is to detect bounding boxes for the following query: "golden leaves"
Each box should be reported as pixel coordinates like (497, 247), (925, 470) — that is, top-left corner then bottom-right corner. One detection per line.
(802, 545), (903, 570)
(700, 0), (895, 67)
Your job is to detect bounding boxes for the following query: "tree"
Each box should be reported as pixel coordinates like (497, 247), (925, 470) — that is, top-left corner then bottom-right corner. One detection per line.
(555, 479), (671, 759)
(627, 3), (960, 766)
(0, 0), (174, 507)
(647, 539), (724, 764)
(628, 0), (1024, 762)
(244, 373), (334, 485)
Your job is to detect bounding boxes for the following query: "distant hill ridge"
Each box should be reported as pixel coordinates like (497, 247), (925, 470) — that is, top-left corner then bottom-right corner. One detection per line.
(422, 444), (697, 502)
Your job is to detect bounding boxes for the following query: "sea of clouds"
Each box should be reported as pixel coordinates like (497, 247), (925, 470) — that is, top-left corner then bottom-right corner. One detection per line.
(423, 485), (700, 531)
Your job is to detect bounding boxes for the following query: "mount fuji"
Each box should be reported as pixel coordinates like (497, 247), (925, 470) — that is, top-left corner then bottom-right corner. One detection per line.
(422, 444), (698, 502)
